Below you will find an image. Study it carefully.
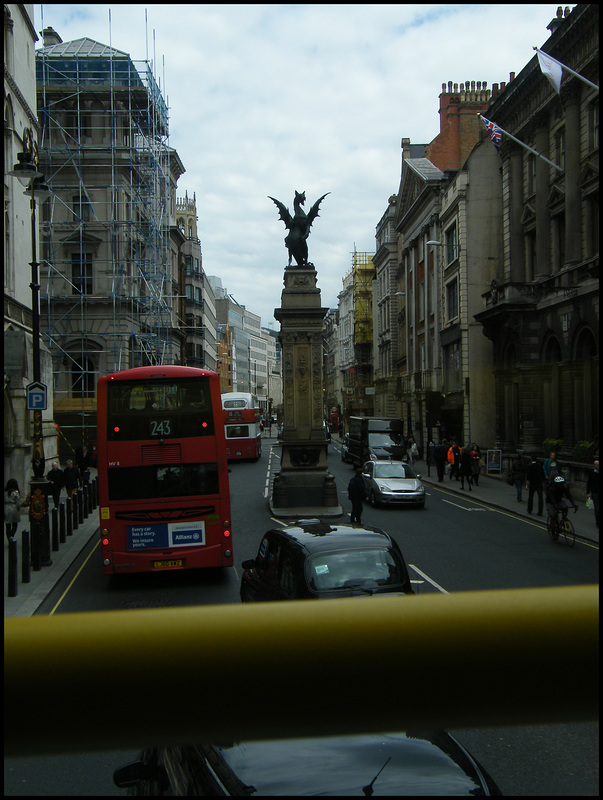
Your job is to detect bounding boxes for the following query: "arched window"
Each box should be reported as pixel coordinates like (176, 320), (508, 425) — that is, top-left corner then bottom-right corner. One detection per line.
(573, 327), (598, 442)
(71, 355), (96, 398)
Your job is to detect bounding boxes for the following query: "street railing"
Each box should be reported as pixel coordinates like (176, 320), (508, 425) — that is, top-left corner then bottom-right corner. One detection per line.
(5, 584), (598, 756)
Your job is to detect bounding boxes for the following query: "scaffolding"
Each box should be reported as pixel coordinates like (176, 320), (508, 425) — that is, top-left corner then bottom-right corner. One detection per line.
(35, 37), (177, 454)
(342, 251), (375, 416)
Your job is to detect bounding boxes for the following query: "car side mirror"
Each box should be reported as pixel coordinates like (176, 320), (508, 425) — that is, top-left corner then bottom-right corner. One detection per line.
(242, 559), (256, 569)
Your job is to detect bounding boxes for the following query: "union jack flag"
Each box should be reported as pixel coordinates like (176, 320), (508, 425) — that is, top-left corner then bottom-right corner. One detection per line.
(480, 115), (502, 153)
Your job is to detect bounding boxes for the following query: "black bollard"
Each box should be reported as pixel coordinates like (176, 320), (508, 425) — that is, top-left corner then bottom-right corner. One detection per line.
(83, 485), (89, 519)
(51, 507), (59, 551)
(66, 497), (73, 536)
(59, 503), (66, 544)
(72, 493), (79, 531)
(31, 522), (41, 571)
(77, 489), (84, 525)
(8, 537), (18, 597)
(21, 530), (31, 584)
(91, 477), (98, 509)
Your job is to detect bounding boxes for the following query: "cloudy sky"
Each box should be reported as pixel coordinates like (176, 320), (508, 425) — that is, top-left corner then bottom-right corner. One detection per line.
(35, 4), (566, 327)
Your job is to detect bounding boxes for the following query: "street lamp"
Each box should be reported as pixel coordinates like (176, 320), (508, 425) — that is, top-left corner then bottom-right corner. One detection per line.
(8, 127), (53, 566)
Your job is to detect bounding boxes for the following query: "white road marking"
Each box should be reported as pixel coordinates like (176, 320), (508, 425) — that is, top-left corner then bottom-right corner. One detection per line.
(408, 564), (449, 593)
(442, 498), (488, 512)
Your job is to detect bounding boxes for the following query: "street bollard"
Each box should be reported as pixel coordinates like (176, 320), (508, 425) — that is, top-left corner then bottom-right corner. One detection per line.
(72, 493), (79, 531)
(66, 496), (73, 536)
(59, 503), (66, 544)
(30, 522), (41, 571)
(51, 507), (59, 552)
(21, 530), (30, 584)
(91, 477), (98, 509)
(7, 537), (18, 597)
(83, 485), (89, 518)
(77, 489), (84, 525)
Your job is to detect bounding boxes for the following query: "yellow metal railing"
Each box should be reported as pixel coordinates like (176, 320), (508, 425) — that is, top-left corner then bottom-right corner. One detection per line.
(4, 585), (598, 756)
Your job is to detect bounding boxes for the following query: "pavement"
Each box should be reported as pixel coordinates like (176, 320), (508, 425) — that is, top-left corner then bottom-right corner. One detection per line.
(5, 447), (598, 618)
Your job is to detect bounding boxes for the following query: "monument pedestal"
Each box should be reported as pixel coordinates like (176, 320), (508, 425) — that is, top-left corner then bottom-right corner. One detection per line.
(270, 267), (342, 518)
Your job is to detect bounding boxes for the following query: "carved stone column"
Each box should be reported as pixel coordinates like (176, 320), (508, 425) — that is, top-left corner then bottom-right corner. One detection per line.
(270, 267), (342, 516)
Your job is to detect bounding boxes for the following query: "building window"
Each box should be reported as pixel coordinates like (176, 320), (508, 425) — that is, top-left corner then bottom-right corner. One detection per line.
(443, 341), (461, 393)
(556, 128), (565, 172)
(526, 154), (536, 196)
(591, 99), (599, 150)
(72, 195), (91, 222)
(71, 253), (93, 295)
(446, 278), (458, 321)
(445, 224), (458, 264)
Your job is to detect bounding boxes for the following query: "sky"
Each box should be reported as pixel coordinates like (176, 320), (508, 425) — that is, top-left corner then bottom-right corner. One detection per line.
(34, 4), (568, 328)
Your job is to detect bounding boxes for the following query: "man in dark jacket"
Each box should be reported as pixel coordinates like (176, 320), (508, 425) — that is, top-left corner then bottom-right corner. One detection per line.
(434, 439), (449, 482)
(46, 462), (64, 508)
(348, 469), (366, 524)
(525, 455), (545, 516)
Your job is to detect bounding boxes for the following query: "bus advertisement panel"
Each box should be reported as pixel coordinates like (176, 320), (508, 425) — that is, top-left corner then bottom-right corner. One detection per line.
(97, 366), (232, 575)
(222, 392), (262, 461)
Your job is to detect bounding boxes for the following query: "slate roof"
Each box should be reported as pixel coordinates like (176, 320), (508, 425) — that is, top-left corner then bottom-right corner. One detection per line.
(404, 158), (445, 182)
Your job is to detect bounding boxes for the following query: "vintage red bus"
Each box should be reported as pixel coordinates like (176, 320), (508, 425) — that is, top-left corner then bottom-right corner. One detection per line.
(96, 366), (232, 575)
(222, 392), (262, 461)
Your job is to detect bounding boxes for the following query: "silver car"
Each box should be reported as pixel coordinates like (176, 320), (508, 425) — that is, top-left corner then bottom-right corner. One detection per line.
(362, 460), (426, 508)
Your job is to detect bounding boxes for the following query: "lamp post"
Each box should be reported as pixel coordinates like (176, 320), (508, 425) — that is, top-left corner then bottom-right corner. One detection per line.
(8, 127), (53, 566)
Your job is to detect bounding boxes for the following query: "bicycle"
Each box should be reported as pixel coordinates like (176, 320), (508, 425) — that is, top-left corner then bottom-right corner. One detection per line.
(546, 505), (576, 547)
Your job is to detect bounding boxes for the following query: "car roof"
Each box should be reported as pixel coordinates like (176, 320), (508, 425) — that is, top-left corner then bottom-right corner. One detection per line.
(268, 520), (395, 554)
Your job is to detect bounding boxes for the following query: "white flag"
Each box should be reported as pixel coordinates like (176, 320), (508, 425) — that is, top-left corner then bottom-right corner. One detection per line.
(537, 50), (563, 94)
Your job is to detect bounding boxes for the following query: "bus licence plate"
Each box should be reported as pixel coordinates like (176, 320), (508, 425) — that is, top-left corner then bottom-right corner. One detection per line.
(152, 559), (183, 569)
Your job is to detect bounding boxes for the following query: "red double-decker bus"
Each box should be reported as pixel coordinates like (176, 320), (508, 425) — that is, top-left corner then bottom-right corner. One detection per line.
(96, 366), (232, 575)
(222, 392), (262, 461)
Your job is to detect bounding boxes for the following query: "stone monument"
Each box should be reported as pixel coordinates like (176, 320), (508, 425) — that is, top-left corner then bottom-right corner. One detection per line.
(268, 191), (342, 517)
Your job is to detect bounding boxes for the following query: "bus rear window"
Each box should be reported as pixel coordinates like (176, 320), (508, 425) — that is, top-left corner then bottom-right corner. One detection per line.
(107, 378), (214, 440)
(226, 426), (250, 438)
(107, 463), (220, 501)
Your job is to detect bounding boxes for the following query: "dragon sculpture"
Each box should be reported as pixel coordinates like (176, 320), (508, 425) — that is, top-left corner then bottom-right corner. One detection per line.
(268, 190), (330, 268)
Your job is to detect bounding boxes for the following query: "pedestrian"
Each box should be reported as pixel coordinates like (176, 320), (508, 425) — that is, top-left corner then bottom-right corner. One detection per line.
(585, 458), (599, 528)
(434, 439), (448, 482)
(76, 445), (92, 486)
(459, 446), (473, 491)
(511, 454), (525, 502)
(525, 454), (545, 516)
(46, 461), (64, 508)
(448, 441), (460, 480)
(4, 479), (22, 541)
(63, 459), (81, 497)
(543, 450), (560, 479)
(348, 468), (366, 524)
(469, 443), (481, 487)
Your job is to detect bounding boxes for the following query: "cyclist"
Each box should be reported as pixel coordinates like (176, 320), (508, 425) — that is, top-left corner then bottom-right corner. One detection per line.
(545, 474), (578, 520)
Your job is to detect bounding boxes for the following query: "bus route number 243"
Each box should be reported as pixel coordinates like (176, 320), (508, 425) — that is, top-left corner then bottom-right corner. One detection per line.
(151, 419), (171, 436)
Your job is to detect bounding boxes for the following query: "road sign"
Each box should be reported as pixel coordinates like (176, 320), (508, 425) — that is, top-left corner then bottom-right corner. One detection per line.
(27, 381), (47, 411)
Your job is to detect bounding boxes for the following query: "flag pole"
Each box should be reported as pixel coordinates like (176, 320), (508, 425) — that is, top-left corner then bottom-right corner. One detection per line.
(477, 114), (563, 172)
(533, 47), (599, 93)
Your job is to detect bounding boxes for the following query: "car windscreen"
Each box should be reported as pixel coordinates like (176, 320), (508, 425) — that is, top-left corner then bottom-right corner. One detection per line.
(368, 432), (401, 447)
(306, 548), (406, 592)
(374, 463), (417, 479)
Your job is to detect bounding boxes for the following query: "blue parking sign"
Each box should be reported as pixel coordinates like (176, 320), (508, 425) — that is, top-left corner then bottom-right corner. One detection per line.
(27, 382), (47, 410)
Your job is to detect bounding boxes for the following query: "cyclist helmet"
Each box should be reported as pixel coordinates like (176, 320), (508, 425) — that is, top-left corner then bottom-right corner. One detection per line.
(554, 475), (565, 484)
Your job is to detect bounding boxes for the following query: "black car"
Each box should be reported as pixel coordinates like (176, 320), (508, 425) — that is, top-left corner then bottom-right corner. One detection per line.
(115, 731), (501, 795)
(240, 519), (414, 602)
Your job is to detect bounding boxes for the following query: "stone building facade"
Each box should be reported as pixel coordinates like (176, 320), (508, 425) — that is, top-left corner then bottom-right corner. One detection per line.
(474, 3), (599, 454)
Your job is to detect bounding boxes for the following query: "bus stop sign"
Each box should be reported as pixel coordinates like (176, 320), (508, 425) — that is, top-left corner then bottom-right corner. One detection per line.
(27, 382), (47, 411)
